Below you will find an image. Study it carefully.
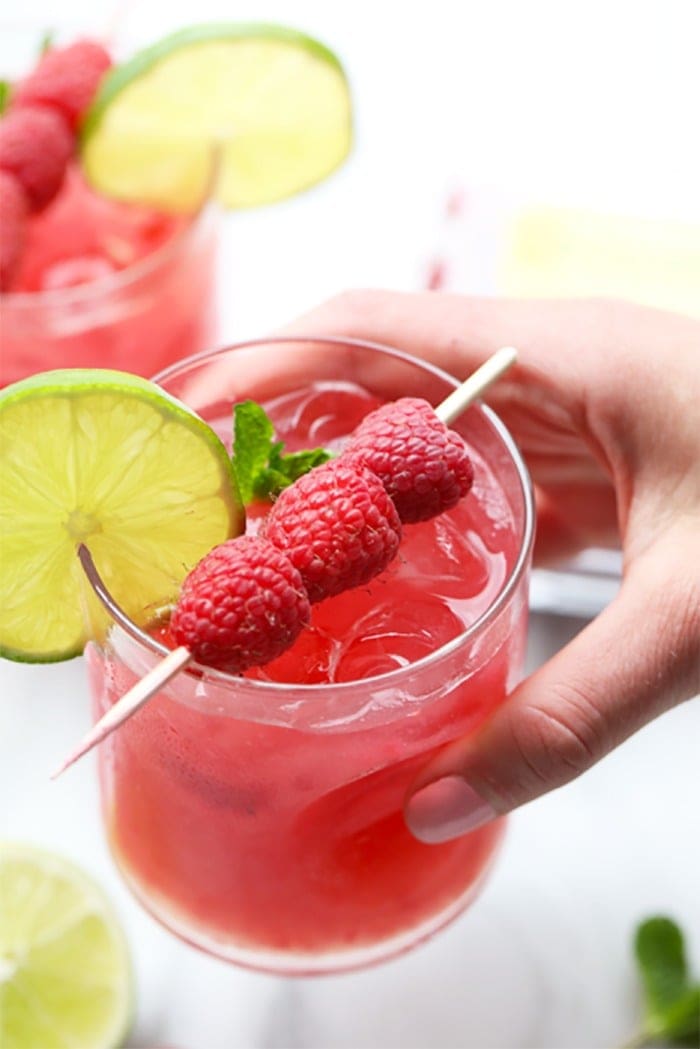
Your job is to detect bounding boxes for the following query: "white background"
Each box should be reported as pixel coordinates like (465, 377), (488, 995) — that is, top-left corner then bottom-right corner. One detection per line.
(1, 2), (699, 1047)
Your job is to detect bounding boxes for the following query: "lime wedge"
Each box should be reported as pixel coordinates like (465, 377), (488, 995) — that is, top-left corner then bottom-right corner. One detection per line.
(0, 369), (242, 662)
(81, 22), (353, 211)
(0, 843), (133, 1049)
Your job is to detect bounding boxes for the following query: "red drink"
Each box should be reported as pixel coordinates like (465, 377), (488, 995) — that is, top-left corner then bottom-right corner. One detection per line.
(0, 166), (217, 386)
(88, 338), (533, 973)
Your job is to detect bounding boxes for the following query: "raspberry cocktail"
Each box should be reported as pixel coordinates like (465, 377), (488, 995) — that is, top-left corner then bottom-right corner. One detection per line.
(0, 168), (217, 387)
(0, 38), (216, 387)
(0, 24), (352, 386)
(88, 337), (534, 974)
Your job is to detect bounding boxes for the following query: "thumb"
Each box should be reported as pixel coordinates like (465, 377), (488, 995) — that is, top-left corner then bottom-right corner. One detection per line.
(404, 543), (699, 844)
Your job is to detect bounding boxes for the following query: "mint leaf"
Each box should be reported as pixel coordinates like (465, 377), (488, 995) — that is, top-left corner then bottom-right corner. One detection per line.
(232, 401), (276, 504)
(39, 29), (55, 54)
(663, 986), (700, 1042)
(232, 401), (333, 504)
(0, 81), (9, 115)
(635, 917), (690, 1021)
(268, 445), (333, 484)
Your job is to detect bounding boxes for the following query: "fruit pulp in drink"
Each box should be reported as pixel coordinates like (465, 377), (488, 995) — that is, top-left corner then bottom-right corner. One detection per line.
(0, 166), (216, 386)
(91, 379), (528, 968)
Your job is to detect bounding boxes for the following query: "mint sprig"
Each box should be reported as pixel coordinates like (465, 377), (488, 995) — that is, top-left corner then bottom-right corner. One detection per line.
(232, 400), (333, 504)
(39, 30), (55, 55)
(623, 917), (700, 1048)
(0, 31), (53, 117)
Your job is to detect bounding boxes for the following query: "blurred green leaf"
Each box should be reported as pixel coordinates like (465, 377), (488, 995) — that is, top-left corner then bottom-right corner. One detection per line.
(630, 916), (700, 1047)
(635, 917), (690, 1021)
(663, 986), (700, 1043)
(39, 30), (55, 54)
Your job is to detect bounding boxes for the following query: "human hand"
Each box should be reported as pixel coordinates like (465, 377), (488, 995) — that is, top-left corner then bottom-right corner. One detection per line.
(284, 293), (700, 840)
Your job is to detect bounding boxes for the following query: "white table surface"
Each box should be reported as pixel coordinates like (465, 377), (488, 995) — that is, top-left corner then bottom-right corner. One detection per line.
(2, 3), (699, 1047)
(3, 619), (699, 1049)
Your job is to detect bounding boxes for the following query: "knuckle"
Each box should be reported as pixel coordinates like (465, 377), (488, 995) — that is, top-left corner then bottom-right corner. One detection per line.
(655, 563), (700, 701)
(508, 681), (609, 792)
(628, 531), (700, 709)
(326, 288), (385, 320)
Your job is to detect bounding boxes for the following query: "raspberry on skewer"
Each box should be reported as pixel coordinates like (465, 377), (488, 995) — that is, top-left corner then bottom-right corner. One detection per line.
(343, 397), (474, 524)
(11, 40), (112, 133)
(264, 460), (402, 603)
(0, 106), (73, 212)
(0, 37), (112, 281)
(170, 537), (310, 673)
(52, 348), (517, 778)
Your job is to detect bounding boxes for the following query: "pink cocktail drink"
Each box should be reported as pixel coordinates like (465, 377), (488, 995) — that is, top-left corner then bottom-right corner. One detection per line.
(0, 166), (217, 386)
(88, 337), (533, 973)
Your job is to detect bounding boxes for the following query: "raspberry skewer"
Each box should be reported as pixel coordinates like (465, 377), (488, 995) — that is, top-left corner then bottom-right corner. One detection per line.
(52, 347), (517, 778)
(0, 39), (112, 289)
(11, 40), (112, 133)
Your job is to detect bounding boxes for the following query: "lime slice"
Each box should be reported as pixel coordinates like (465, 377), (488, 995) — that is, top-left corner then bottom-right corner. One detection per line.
(0, 369), (242, 662)
(81, 22), (353, 211)
(0, 843), (133, 1049)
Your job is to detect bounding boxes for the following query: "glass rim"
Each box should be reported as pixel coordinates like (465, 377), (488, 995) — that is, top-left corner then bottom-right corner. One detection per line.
(0, 189), (216, 310)
(106, 335), (535, 696)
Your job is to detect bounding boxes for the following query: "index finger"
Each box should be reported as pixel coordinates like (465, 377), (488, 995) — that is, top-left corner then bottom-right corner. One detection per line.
(280, 290), (593, 404)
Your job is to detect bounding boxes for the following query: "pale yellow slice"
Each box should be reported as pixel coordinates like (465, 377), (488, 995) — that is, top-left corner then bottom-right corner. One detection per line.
(81, 23), (353, 211)
(0, 368), (242, 662)
(0, 844), (133, 1049)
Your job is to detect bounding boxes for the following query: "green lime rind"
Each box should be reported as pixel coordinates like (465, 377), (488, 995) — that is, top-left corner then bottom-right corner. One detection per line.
(0, 640), (84, 666)
(0, 366), (217, 424)
(82, 21), (347, 141)
(0, 368), (242, 663)
(0, 842), (134, 1049)
(79, 22), (353, 211)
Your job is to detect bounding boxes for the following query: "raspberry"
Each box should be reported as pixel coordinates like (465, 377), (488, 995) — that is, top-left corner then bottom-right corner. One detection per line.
(12, 40), (112, 132)
(170, 537), (310, 674)
(265, 460), (402, 603)
(0, 171), (28, 290)
(343, 398), (474, 524)
(0, 106), (73, 212)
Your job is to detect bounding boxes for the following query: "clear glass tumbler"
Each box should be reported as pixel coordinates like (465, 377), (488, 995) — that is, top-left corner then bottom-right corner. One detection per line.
(87, 336), (534, 974)
(0, 184), (218, 387)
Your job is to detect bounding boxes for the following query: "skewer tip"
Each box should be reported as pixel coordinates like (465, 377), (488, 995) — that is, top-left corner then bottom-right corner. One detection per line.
(50, 751), (79, 781)
(50, 644), (192, 779)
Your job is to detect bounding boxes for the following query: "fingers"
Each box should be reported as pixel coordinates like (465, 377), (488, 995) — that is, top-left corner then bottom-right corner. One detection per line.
(283, 292), (700, 553)
(282, 290), (607, 393)
(404, 531), (700, 843)
(282, 291), (698, 436)
(278, 292), (700, 838)
(284, 291), (625, 553)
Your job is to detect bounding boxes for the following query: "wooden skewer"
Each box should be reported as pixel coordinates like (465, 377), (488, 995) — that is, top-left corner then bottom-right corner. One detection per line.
(434, 346), (517, 425)
(50, 644), (191, 779)
(51, 347), (518, 779)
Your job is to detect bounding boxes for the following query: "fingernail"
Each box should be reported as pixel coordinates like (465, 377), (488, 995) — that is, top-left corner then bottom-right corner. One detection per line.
(404, 776), (497, 844)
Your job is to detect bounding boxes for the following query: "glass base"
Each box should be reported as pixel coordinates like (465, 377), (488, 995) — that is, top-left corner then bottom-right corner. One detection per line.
(110, 833), (504, 976)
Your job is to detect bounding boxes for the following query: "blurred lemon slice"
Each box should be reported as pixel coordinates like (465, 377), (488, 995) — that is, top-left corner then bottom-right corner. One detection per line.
(81, 23), (353, 211)
(0, 844), (133, 1049)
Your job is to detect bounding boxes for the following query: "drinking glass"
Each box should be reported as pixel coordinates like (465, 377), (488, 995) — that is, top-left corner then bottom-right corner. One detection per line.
(0, 188), (218, 387)
(86, 336), (534, 974)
